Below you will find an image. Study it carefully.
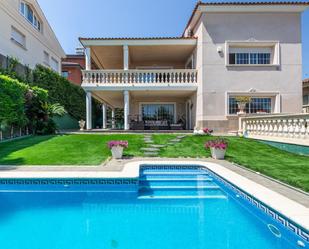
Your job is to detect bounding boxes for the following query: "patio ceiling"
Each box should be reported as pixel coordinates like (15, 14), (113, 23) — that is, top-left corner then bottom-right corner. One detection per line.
(92, 89), (196, 108)
(90, 44), (196, 70)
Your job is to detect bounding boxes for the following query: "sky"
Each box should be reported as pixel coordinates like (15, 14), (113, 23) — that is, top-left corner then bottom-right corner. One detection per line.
(37, 0), (309, 78)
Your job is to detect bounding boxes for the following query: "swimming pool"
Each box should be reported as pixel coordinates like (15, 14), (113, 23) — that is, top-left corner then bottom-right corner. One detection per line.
(0, 164), (307, 249)
(259, 140), (309, 156)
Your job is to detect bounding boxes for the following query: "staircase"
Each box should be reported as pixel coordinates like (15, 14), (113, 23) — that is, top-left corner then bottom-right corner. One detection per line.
(138, 167), (227, 200)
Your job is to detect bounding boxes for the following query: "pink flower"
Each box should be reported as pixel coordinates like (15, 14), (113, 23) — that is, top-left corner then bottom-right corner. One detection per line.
(202, 128), (213, 135)
(107, 140), (128, 149)
(205, 139), (228, 150)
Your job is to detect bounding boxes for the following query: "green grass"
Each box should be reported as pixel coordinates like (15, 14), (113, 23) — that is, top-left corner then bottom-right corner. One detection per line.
(0, 134), (308, 191)
(0, 134), (145, 165)
(159, 135), (309, 192)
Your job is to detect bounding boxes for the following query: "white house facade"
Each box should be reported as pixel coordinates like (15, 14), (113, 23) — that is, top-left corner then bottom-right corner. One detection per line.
(80, 2), (309, 132)
(0, 0), (65, 73)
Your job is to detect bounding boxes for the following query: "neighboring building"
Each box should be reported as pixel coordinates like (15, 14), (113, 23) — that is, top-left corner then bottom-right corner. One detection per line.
(62, 53), (85, 85)
(79, 2), (309, 131)
(0, 0), (65, 73)
(304, 78), (309, 113)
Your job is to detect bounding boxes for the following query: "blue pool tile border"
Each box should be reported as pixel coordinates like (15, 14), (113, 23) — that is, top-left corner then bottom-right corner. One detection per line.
(0, 178), (138, 185)
(140, 164), (309, 242)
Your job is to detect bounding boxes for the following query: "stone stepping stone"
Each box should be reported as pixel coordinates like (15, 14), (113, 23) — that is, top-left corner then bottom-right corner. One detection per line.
(141, 148), (160, 152)
(167, 142), (175, 145)
(176, 135), (186, 139)
(144, 152), (159, 157)
(170, 139), (181, 143)
(149, 144), (165, 148)
(145, 140), (154, 144)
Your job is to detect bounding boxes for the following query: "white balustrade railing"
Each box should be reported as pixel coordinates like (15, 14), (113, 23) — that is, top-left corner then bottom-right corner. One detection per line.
(240, 114), (309, 140)
(82, 69), (198, 85)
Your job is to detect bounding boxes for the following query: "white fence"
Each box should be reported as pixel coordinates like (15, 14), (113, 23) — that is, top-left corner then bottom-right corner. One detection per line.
(82, 69), (198, 85)
(240, 114), (309, 145)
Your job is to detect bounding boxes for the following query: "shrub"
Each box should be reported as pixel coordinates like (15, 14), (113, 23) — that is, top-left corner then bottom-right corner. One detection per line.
(202, 128), (213, 135)
(31, 65), (86, 120)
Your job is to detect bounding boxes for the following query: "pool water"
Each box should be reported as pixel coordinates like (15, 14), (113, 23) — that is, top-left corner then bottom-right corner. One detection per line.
(259, 140), (309, 156)
(0, 166), (307, 249)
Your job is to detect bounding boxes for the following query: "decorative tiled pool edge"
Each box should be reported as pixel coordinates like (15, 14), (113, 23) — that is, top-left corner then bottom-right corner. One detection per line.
(140, 164), (309, 243)
(0, 178), (138, 185)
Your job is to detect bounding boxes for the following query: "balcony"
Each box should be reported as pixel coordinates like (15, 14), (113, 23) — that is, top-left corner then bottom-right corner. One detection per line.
(82, 69), (198, 86)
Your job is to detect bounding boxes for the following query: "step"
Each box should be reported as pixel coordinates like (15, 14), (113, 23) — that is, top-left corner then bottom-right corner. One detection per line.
(141, 171), (209, 176)
(138, 188), (225, 197)
(139, 185), (220, 190)
(140, 175), (213, 181)
(138, 195), (227, 200)
(139, 179), (217, 187)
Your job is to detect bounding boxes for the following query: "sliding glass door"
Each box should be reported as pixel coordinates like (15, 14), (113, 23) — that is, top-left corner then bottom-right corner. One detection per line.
(141, 103), (175, 123)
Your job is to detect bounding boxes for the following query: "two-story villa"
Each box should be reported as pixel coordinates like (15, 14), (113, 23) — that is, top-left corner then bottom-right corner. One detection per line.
(80, 1), (309, 132)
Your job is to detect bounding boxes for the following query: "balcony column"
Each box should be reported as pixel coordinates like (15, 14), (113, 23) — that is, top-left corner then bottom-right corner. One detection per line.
(111, 108), (116, 129)
(102, 103), (107, 129)
(85, 47), (91, 70)
(86, 91), (92, 130)
(123, 45), (129, 70)
(124, 90), (130, 130)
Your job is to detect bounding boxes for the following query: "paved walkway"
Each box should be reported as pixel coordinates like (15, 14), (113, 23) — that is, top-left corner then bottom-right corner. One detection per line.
(0, 157), (308, 207)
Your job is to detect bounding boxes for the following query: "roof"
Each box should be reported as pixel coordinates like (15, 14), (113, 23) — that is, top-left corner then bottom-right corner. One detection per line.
(79, 36), (196, 41)
(183, 1), (309, 36)
(304, 78), (309, 84)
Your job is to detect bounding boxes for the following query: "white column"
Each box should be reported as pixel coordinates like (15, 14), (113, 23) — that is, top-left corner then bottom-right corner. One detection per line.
(274, 94), (281, 113)
(85, 47), (91, 70)
(124, 90), (130, 130)
(86, 91), (92, 130)
(112, 108), (116, 129)
(102, 103), (107, 129)
(123, 45), (129, 70)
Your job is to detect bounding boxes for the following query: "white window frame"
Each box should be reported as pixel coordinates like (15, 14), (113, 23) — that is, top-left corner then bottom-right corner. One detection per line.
(11, 26), (26, 49)
(225, 91), (281, 116)
(19, 1), (42, 32)
(225, 40), (280, 67)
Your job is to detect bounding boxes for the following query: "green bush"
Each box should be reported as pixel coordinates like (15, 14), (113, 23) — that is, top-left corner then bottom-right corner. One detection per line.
(0, 74), (63, 135)
(0, 75), (28, 129)
(31, 65), (86, 120)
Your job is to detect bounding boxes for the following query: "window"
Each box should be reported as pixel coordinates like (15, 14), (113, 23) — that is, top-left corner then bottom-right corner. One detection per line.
(225, 41), (280, 66)
(62, 71), (69, 78)
(11, 26), (26, 48)
(43, 51), (49, 66)
(50, 57), (59, 72)
(229, 97), (272, 114)
(229, 52), (271, 65)
(19, 1), (42, 32)
(304, 95), (309, 106)
(141, 104), (175, 123)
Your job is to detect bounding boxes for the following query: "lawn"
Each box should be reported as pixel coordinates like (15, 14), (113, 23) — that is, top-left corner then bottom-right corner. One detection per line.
(0, 134), (145, 165)
(0, 134), (308, 191)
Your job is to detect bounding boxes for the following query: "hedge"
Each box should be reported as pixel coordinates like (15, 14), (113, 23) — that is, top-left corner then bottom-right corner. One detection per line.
(30, 65), (86, 120)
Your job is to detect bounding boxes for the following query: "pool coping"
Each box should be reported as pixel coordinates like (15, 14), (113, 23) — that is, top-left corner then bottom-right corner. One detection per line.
(0, 160), (308, 232)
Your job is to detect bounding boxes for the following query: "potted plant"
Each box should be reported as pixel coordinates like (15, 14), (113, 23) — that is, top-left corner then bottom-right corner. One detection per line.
(235, 96), (251, 114)
(78, 119), (85, 130)
(202, 128), (213, 136)
(205, 138), (228, 160)
(107, 140), (128, 159)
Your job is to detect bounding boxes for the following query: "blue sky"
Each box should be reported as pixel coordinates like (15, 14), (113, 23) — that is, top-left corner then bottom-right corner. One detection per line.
(37, 0), (309, 78)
